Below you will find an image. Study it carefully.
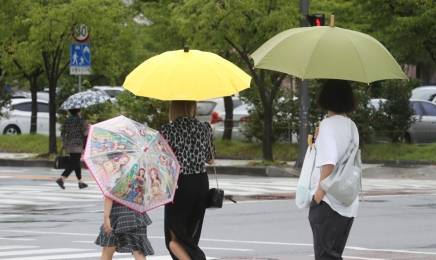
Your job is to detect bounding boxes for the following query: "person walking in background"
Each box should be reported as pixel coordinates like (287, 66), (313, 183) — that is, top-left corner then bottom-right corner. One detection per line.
(95, 197), (154, 260)
(161, 101), (216, 260)
(310, 79), (359, 259)
(55, 108), (89, 189)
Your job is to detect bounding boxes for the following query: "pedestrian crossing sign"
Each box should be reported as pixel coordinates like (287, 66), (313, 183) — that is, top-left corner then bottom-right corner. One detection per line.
(70, 43), (91, 75)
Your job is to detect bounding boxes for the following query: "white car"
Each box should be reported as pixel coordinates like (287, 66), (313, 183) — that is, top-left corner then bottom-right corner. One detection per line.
(92, 86), (125, 103)
(196, 97), (243, 123)
(0, 99), (61, 136)
(411, 86), (436, 103)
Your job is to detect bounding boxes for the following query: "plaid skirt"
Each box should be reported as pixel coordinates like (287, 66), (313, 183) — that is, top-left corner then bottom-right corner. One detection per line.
(95, 202), (154, 255)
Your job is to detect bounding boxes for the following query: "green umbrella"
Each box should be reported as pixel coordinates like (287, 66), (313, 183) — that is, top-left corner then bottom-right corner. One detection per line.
(250, 24), (408, 83)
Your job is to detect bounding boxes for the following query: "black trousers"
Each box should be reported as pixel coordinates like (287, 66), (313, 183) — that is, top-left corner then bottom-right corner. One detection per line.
(164, 173), (209, 260)
(61, 153), (82, 180)
(309, 198), (354, 260)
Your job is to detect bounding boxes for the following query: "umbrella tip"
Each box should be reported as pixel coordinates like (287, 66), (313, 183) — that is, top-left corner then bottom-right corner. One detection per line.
(330, 15), (335, 27)
(184, 45), (189, 52)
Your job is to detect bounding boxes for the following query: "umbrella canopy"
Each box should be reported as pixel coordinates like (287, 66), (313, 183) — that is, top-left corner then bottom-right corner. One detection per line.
(59, 90), (110, 110)
(250, 26), (408, 84)
(123, 46), (251, 101)
(83, 115), (181, 213)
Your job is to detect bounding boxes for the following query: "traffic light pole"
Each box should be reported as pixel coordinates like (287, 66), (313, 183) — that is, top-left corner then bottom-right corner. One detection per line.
(295, 0), (310, 169)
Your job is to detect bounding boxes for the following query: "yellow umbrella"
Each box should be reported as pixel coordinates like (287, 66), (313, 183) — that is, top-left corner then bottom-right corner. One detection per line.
(123, 46), (251, 101)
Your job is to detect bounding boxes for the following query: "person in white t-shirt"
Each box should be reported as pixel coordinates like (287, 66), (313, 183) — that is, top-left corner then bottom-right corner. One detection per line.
(309, 79), (359, 260)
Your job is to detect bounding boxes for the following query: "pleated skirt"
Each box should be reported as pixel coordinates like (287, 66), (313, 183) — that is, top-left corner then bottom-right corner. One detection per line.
(95, 201), (154, 255)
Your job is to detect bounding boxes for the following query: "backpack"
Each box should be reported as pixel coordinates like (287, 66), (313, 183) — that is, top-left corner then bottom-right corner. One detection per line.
(320, 121), (362, 207)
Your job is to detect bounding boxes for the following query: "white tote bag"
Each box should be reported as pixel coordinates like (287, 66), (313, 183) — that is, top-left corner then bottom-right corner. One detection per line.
(295, 136), (317, 209)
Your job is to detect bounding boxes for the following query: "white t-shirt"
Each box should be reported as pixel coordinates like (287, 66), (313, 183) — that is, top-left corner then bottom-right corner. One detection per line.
(310, 115), (359, 218)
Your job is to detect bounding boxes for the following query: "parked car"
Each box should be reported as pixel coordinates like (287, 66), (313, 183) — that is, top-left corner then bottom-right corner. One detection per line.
(411, 86), (436, 103)
(0, 98), (61, 136)
(92, 86), (125, 103)
(196, 97), (243, 124)
(11, 91), (50, 102)
(371, 98), (436, 144)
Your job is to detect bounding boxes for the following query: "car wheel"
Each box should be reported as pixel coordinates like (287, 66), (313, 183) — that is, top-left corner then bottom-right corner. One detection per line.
(3, 125), (21, 135)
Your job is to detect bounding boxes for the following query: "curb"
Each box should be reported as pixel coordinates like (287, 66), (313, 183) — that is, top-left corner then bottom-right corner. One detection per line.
(0, 158), (300, 178)
(216, 156), (435, 166)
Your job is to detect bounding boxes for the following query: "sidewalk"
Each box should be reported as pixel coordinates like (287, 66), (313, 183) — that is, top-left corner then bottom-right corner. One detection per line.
(0, 153), (435, 179)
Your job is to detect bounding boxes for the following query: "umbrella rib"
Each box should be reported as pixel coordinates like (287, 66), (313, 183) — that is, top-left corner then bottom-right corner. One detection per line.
(336, 29), (368, 83)
(86, 149), (139, 159)
(198, 54), (234, 97)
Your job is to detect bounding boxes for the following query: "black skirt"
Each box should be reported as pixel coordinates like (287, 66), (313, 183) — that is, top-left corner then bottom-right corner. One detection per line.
(164, 173), (209, 260)
(95, 202), (154, 255)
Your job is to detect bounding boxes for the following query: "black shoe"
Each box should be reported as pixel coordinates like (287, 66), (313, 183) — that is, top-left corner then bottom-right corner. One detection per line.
(78, 182), (88, 189)
(56, 178), (65, 189)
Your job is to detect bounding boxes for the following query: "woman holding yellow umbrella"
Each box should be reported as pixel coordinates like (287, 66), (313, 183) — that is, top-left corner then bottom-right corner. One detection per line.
(123, 45), (251, 260)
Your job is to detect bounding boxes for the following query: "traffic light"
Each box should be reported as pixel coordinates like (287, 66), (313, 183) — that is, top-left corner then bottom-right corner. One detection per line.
(306, 14), (325, 26)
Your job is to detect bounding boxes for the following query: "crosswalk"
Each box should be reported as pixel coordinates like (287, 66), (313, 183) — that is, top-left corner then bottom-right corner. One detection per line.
(1, 168), (436, 214)
(0, 246), (184, 260)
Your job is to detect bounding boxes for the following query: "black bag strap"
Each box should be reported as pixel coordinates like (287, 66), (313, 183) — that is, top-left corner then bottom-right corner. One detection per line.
(207, 131), (236, 204)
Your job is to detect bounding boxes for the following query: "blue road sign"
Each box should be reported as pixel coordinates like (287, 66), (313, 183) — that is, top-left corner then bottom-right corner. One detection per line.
(70, 43), (91, 75)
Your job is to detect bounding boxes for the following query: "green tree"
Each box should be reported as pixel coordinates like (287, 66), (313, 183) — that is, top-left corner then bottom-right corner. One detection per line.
(374, 79), (421, 142)
(0, 0), (141, 154)
(0, 1), (46, 134)
(355, 0), (436, 69)
(172, 0), (300, 161)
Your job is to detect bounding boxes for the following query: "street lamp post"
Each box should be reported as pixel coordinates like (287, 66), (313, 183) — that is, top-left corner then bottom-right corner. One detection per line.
(295, 0), (310, 168)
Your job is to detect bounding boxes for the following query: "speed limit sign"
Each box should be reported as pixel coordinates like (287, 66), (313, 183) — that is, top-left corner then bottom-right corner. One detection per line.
(71, 23), (90, 43)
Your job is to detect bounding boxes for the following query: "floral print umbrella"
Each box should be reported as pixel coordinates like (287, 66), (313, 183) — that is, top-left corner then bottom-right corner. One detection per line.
(59, 90), (110, 110)
(83, 115), (181, 213)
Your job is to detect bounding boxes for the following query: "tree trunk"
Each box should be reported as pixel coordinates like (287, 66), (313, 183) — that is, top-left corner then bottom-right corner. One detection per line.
(262, 100), (273, 161)
(29, 78), (38, 134)
(222, 96), (233, 140)
(48, 78), (57, 154)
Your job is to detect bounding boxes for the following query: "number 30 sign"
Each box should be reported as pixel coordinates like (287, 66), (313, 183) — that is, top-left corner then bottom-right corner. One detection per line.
(71, 23), (90, 43)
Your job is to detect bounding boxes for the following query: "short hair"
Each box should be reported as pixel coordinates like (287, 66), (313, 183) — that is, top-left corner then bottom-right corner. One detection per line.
(169, 101), (197, 121)
(68, 108), (81, 115)
(316, 79), (357, 113)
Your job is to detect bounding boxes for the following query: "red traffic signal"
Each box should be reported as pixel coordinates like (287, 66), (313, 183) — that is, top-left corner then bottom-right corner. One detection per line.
(306, 14), (325, 26)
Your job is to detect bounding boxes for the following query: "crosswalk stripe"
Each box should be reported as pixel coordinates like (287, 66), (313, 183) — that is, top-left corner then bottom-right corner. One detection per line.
(0, 237), (35, 241)
(0, 246), (39, 250)
(0, 248), (94, 257)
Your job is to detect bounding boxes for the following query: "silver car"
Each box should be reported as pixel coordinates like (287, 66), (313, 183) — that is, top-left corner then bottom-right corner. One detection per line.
(372, 99), (436, 144)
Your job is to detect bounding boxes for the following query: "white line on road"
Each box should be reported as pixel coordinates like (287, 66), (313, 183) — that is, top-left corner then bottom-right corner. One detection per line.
(310, 255), (387, 260)
(0, 215), (22, 218)
(0, 248), (93, 257)
(0, 246), (39, 250)
(202, 247), (252, 251)
(2, 230), (436, 257)
(72, 241), (95, 243)
(0, 237), (35, 241)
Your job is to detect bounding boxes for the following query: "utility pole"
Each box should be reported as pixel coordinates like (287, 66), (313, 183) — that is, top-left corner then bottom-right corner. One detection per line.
(295, 0), (310, 168)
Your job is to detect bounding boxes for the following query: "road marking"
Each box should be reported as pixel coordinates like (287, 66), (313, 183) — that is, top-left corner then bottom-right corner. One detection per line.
(0, 215), (22, 218)
(0, 237), (35, 241)
(0, 248), (93, 256)
(202, 247), (252, 251)
(72, 240), (95, 243)
(0, 246), (39, 250)
(0, 170), (22, 173)
(310, 255), (386, 260)
(0, 199), (56, 206)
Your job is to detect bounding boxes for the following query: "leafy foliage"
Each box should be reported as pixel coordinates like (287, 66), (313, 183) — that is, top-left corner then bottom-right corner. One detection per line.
(374, 78), (421, 142)
(114, 91), (170, 131)
(171, 0), (300, 160)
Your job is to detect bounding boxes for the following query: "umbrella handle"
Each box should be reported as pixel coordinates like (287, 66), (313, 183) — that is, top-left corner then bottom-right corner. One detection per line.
(330, 15), (335, 27)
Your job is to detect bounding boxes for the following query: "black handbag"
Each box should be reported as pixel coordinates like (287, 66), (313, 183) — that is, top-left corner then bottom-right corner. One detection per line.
(54, 148), (70, 169)
(206, 132), (237, 209)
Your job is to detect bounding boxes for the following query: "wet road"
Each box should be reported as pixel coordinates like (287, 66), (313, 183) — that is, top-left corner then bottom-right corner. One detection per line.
(0, 167), (435, 259)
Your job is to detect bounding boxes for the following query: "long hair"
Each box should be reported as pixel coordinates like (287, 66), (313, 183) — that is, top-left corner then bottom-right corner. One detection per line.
(169, 101), (197, 121)
(114, 154), (130, 171)
(148, 167), (161, 183)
